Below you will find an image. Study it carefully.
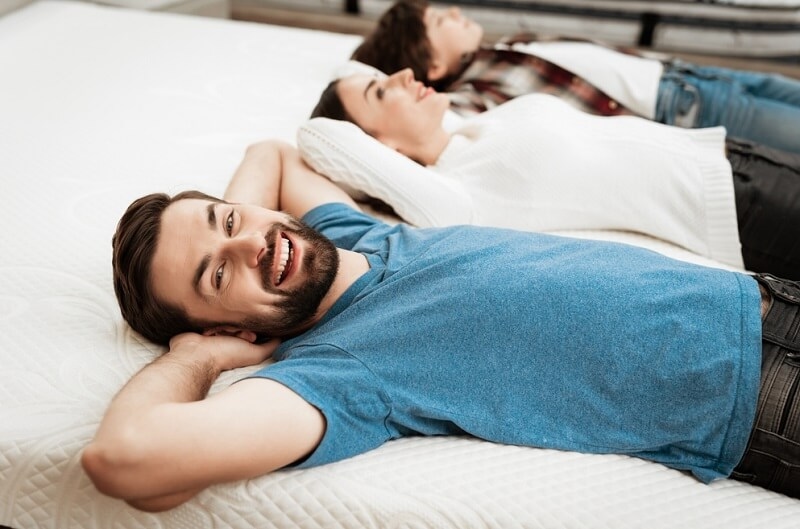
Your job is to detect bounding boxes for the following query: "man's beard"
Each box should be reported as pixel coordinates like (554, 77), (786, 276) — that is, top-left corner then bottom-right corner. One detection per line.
(240, 218), (339, 338)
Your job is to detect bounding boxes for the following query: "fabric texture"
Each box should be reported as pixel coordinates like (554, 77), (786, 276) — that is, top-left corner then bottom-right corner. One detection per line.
(297, 93), (743, 269)
(732, 274), (800, 496)
(510, 41), (663, 118)
(438, 39), (800, 154)
(247, 203), (763, 484)
(656, 61), (800, 154)
(727, 138), (800, 279)
(447, 43), (643, 117)
(446, 39), (662, 118)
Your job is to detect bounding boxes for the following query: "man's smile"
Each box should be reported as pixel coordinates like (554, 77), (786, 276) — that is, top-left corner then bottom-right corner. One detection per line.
(275, 233), (294, 286)
(274, 233), (295, 286)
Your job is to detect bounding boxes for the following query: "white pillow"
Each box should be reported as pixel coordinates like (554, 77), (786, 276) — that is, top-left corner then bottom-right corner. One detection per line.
(296, 117), (473, 227)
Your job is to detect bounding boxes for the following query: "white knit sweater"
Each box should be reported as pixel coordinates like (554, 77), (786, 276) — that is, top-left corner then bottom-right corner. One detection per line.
(298, 93), (743, 269)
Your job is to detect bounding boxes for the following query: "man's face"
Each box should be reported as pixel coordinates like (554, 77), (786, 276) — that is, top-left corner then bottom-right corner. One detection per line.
(424, 6), (484, 79)
(338, 68), (450, 155)
(150, 198), (339, 337)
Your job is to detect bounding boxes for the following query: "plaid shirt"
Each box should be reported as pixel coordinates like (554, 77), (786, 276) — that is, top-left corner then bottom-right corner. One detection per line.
(446, 36), (636, 117)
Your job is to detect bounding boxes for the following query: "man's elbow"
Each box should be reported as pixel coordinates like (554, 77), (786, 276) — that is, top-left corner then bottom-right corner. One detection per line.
(81, 433), (146, 499)
(126, 489), (198, 512)
(83, 443), (198, 512)
(126, 496), (187, 513)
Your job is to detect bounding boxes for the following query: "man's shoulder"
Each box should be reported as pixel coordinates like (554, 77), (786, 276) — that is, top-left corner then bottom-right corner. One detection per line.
(302, 202), (381, 231)
(303, 202), (393, 252)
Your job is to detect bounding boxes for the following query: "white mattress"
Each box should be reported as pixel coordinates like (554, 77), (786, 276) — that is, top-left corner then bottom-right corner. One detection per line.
(2, 2), (800, 529)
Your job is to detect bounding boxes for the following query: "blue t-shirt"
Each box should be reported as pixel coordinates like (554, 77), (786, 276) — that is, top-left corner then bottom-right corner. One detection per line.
(248, 203), (762, 482)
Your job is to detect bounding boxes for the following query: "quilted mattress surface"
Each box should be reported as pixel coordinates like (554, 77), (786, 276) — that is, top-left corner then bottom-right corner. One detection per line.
(2, 2), (800, 528)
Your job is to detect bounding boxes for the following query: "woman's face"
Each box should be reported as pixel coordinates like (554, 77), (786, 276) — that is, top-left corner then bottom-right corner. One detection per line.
(337, 68), (450, 156)
(424, 6), (484, 79)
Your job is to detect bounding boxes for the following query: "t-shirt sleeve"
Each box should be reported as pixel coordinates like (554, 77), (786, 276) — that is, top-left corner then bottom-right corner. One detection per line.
(302, 203), (389, 251)
(246, 344), (393, 468)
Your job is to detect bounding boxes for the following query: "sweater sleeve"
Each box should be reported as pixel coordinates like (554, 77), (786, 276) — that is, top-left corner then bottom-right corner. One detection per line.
(297, 118), (474, 227)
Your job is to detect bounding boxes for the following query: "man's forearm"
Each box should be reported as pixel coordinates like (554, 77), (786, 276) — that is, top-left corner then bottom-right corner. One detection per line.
(82, 334), (279, 507)
(82, 343), (220, 498)
(94, 345), (219, 434)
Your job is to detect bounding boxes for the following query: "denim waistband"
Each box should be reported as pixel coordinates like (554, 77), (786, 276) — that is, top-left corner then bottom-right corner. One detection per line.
(655, 60), (701, 128)
(730, 274), (800, 498)
(756, 274), (800, 353)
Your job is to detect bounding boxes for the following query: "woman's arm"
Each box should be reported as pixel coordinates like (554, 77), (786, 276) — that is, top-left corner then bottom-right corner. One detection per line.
(297, 118), (474, 227)
(224, 139), (357, 219)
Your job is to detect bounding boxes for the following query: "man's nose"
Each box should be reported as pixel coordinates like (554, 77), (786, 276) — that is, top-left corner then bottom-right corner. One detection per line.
(225, 232), (265, 268)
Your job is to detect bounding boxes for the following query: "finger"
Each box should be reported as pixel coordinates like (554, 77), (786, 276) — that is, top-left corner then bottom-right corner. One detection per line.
(260, 338), (281, 357)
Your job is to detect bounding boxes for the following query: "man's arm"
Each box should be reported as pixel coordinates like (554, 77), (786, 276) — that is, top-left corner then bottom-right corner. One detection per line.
(224, 139), (358, 219)
(81, 333), (325, 511)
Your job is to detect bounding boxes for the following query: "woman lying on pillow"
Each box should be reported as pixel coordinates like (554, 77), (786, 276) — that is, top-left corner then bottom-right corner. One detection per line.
(350, 0), (800, 155)
(299, 67), (800, 279)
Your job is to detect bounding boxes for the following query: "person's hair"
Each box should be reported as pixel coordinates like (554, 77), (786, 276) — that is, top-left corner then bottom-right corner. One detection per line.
(111, 190), (222, 345)
(310, 80), (356, 123)
(351, 0), (433, 85)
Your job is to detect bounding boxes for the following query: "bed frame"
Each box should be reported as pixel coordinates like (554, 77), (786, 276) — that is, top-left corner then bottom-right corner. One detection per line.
(265, 0), (800, 61)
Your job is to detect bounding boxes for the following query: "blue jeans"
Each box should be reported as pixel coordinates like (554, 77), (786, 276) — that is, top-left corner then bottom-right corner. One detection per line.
(655, 61), (800, 154)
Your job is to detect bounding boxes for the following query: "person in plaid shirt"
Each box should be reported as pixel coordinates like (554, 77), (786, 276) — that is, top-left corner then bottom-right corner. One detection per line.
(352, 0), (800, 154)
(444, 44), (630, 117)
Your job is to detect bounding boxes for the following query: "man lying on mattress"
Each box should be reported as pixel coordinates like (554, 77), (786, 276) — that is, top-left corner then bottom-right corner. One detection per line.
(83, 140), (800, 512)
(351, 0), (800, 155)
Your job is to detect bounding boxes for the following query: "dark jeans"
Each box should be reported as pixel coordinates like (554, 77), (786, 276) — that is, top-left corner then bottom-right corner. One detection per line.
(731, 274), (800, 498)
(727, 138), (800, 280)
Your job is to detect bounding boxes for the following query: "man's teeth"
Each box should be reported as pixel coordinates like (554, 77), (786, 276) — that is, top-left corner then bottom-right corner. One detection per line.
(276, 237), (291, 284)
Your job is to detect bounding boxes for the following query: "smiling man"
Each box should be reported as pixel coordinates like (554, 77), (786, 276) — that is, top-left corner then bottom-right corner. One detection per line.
(83, 140), (800, 511)
(151, 199), (341, 338)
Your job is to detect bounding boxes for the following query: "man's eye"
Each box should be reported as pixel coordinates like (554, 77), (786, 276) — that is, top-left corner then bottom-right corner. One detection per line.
(376, 87), (385, 100)
(226, 212), (234, 235)
(215, 265), (224, 289)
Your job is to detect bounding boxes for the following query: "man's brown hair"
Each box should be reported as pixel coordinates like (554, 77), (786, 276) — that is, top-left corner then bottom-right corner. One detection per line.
(111, 190), (221, 345)
(351, 0), (433, 85)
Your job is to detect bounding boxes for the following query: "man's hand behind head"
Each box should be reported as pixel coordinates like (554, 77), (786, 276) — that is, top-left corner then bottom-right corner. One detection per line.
(168, 332), (279, 373)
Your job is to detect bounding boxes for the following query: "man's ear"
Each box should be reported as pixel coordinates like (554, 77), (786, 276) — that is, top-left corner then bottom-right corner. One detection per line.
(203, 326), (258, 344)
(427, 59), (448, 82)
